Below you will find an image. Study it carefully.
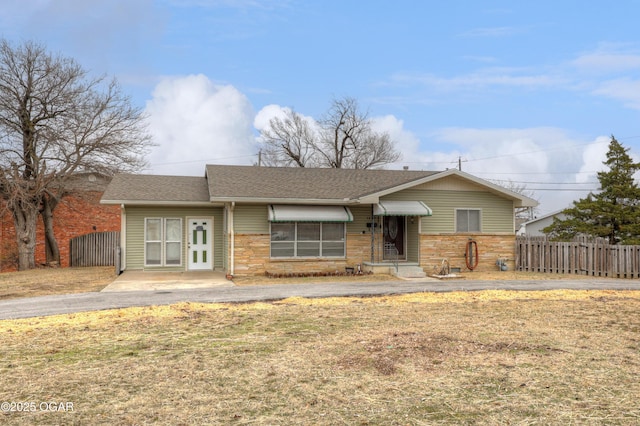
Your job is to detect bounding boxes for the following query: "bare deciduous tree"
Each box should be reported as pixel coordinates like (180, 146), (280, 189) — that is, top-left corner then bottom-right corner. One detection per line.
(259, 97), (400, 169)
(259, 109), (318, 167)
(0, 39), (152, 270)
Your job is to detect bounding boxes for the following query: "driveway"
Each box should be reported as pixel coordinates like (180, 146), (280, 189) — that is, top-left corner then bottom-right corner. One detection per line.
(1, 277), (639, 320)
(101, 270), (233, 292)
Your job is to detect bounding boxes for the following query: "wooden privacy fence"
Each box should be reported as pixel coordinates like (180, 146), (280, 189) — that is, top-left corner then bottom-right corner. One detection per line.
(70, 231), (120, 267)
(515, 236), (640, 278)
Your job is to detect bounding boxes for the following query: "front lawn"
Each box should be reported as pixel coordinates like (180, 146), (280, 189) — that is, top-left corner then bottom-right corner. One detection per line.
(0, 267), (115, 300)
(1, 290), (638, 424)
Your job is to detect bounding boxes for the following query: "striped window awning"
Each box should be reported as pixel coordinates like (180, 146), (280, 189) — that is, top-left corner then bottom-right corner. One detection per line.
(373, 201), (433, 216)
(268, 205), (354, 222)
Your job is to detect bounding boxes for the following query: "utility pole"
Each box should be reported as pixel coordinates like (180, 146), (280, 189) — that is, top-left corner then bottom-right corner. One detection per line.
(458, 156), (467, 171)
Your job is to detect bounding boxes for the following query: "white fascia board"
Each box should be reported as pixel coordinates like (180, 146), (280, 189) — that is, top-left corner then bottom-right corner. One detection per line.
(209, 197), (358, 205)
(101, 200), (219, 207)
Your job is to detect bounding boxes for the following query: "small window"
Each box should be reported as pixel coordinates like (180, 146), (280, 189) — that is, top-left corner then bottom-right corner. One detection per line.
(456, 209), (481, 232)
(145, 218), (183, 266)
(145, 218), (162, 265)
(165, 218), (182, 265)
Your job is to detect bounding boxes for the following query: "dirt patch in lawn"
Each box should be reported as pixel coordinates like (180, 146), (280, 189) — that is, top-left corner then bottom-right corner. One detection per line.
(1, 290), (639, 425)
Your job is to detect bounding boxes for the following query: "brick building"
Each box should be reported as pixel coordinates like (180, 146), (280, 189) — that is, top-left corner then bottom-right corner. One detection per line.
(0, 173), (121, 271)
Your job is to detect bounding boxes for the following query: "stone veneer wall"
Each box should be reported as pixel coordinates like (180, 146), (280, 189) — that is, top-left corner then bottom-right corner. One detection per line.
(232, 233), (372, 276)
(420, 234), (516, 274)
(231, 232), (515, 276)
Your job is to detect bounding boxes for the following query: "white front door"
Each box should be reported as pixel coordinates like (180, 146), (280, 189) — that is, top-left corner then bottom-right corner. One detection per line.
(188, 218), (213, 270)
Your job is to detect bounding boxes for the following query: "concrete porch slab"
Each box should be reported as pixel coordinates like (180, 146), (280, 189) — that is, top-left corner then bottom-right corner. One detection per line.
(101, 270), (234, 292)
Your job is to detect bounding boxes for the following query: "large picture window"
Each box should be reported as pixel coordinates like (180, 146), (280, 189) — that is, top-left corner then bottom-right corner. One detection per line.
(270, 222), (345, 258)
(145, 218), (183, 266)
(456, 209), (481, 232)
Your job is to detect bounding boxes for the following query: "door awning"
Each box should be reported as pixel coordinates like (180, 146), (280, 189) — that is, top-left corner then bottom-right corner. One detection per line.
(268, 205), (354, 222)
(373, 201), (433, 216)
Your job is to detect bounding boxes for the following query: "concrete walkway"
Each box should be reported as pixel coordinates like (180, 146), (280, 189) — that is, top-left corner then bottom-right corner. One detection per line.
(1, 277), (639, 320)
(102, 270), (233, 292)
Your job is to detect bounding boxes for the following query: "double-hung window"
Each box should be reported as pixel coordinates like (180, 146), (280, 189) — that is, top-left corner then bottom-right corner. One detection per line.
(270, 222), (345, 258)
(145, 218), (182, 266)
(456, 209), (481, 232)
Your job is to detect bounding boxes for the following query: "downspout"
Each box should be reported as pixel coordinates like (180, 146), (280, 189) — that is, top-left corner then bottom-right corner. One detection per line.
(229, 201), (235, 276)
(120, 204), (126, 272)
(370, 204), (375, 263)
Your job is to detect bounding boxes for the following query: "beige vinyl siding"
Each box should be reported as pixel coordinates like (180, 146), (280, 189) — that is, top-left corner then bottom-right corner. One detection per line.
(405, 216), (419, 262)
(235, 204), (370, 235)
(347, 205), (371, 234)
(234, 204), (270, 234)
(381, 189), (515, 234)
(125, 206), (223, 270)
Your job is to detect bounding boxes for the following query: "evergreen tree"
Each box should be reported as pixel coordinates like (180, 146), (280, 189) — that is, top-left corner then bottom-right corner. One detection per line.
(544, 136), (640, 244)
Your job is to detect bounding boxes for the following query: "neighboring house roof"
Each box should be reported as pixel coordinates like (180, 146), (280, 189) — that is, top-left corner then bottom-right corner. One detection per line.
(101, 174), (210, 205)
(64, 172), (113, 192)
(521, 209), (566, 227)
(101, 165), (539, 208)
(517, 209), (567, 236)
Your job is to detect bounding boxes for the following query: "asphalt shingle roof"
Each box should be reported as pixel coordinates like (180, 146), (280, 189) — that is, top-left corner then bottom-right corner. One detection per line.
(204, 165), (439, 200)
(101, 166), (441, 204)
(101, 174), (210, 203)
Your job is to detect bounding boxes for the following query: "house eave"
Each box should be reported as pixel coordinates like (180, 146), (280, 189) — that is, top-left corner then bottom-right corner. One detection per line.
(100, 200), (220, 207)
(361, 169), (538, 208)
(210, 197), (361, 205)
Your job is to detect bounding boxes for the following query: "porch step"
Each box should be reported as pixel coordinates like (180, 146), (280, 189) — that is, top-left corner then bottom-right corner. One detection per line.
(392, 265), (427, 279)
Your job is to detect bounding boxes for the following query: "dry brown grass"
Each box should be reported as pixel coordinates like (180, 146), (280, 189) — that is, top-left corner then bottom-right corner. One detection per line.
(232, 272), (404, 286)
(1, 289), (639, 425)
(0, 267), (116, 300)
(233, 269), (601, 285)
(0, 266), (601, 300)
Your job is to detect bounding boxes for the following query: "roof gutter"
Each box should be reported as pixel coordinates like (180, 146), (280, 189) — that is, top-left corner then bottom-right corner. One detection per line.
(100, 200), (220, 207)
(210, 197), (359, 205)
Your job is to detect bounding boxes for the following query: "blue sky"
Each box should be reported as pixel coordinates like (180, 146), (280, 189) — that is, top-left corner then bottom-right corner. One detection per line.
(2, 0), (640, 214)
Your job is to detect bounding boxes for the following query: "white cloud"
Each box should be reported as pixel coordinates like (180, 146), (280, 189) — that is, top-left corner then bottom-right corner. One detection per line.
(593, 78), (640, 109)
(389, 68), (565, 92)
(571, 44), (640, 73)
(371, 115), (421, 166)
(145, 74), (256, 175)
(577, 136), (610, 183)
(406, 128), (610, 214)
(253, 104), (292, 132)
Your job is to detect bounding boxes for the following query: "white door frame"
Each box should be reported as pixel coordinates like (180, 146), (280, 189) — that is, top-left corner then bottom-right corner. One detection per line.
(186, 216), (214, 271)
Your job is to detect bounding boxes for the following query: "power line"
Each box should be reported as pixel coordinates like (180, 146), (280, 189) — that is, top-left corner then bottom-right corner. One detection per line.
(524, 188), (597, 191)
(403, 137), (616, 166)
(150, 154), (257, 167)
(471, 171), (600, 175)
(490, 180), (598, 185)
